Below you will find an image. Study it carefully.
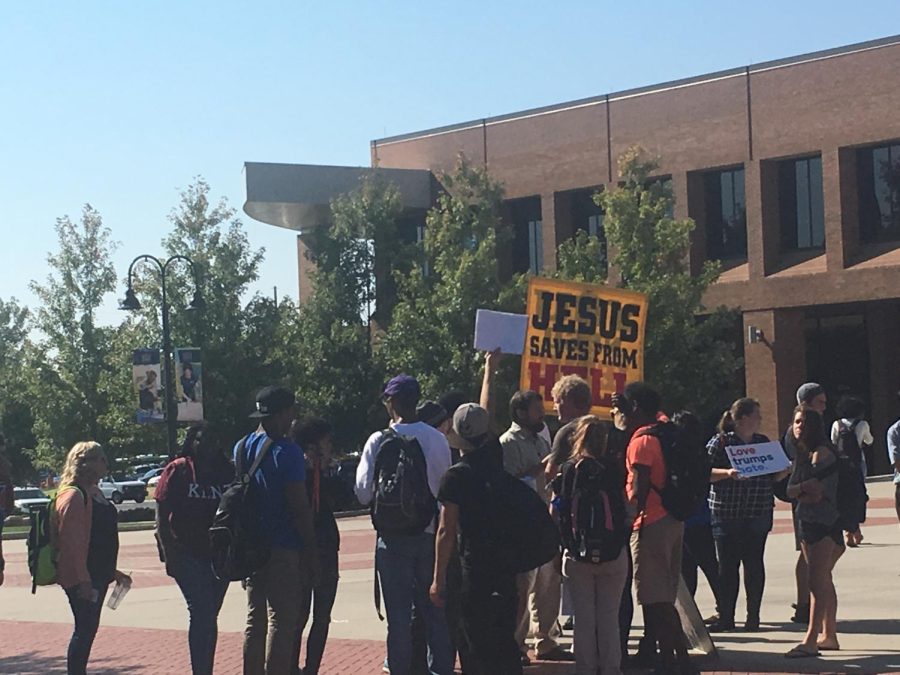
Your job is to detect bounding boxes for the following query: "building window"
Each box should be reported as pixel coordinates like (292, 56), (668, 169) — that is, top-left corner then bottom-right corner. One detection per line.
(416, 224), (430, 277)
(646, 176), (674, 219)
(704, 167), (747, 260)
(528, 220), (543, 273)
(778, 155), (824, 251)
(858, 142), (900, 243)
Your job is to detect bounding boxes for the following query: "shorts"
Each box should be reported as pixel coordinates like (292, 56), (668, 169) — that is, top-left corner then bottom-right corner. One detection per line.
(798, 520), (844, 548)
(630, 514), (683, 605)
(791, 501), (802, 552)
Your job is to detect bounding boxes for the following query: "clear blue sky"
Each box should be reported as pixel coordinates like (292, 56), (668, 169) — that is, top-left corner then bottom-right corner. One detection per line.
(2, 2), (898, 326)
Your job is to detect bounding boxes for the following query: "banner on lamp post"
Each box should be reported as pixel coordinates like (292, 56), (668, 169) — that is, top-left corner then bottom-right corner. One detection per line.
(133, 349), (164, 424)
(520, 277), (648, 418)
(175, 348), (204, 422)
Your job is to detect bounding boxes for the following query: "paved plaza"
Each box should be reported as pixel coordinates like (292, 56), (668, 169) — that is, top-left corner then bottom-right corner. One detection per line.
(1, 479), (898, 674)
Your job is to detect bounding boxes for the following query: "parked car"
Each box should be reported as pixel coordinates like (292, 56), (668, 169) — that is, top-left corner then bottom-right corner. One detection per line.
(99, 477), (148, 505)
(140, 467), (164, 484)
(13, 487), (51, 514)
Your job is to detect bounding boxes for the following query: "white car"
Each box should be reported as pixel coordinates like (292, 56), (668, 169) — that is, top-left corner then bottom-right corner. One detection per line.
(13, 487), (51, 513)
(98, 477), (148, 505)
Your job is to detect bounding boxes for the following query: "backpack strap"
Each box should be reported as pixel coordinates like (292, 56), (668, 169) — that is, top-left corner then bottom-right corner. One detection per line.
(239, 435), (275, 486)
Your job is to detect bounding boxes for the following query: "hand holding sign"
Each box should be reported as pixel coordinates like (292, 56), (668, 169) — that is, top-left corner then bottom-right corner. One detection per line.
(725, 441), (791, 478)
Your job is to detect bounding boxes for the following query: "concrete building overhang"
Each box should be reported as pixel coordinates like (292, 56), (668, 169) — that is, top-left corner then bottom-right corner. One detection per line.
(243, 162), (433, 234)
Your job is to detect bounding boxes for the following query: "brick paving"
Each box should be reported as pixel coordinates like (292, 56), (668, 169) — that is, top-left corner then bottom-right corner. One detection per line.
(2, 484), (898, 674)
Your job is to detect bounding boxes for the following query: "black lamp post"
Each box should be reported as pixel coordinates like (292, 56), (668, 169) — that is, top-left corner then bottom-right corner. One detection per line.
(120, 254), (205, 459)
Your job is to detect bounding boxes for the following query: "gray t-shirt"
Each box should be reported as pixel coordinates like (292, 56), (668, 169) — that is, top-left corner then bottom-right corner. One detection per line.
(789, 449), (839, 526)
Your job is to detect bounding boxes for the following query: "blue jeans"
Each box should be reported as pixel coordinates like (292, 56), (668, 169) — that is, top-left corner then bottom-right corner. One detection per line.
(170, 552), (230, 675)
(376, 533), (452, 675)
(64, 583), (109, 675)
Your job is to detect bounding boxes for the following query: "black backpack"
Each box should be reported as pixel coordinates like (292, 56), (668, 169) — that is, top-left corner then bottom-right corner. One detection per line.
(482, 468), (561, 574)
(639, 422), (710, 522)
(836, 420), (864, 465)
(557, 457), (629, 564)
(209, 436), (274, 581)
(370, 430), (436, 536)
(816, 448), (868, 531)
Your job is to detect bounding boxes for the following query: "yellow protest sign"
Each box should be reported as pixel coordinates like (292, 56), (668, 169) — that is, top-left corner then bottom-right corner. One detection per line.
(519, 277), (648, 417)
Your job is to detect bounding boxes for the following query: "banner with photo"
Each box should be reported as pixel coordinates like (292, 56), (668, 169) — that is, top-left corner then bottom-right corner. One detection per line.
(133, 349), (164, 423)
(520, 277), (648, 418)
(175, 348), (204, 422)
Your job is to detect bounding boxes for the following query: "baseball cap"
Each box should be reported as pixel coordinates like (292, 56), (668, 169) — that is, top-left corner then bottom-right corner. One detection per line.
(416, 400), (448, 429)
(383, 375), (421, 401)
(249, 386), (296, 419)
(452, 403), (490, 451)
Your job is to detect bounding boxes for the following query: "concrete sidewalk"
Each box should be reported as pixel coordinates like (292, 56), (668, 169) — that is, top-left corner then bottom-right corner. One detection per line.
(1, 481), (898, 673)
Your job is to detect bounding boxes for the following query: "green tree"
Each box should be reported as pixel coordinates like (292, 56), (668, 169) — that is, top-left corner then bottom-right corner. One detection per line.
(596, 147), (742, 419)
(0, 297), (36, 480)
(380, 156), (510, 399)
(130, 178), (267, 446)
(28, 205), (119, 468)
(270, 175), (406, 450)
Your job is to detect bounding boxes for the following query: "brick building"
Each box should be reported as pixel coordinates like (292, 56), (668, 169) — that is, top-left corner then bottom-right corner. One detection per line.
(244, 35), (900, 472)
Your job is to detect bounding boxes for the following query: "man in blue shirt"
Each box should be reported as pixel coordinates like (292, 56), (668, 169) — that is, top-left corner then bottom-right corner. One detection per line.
(237, 386), (318, 675)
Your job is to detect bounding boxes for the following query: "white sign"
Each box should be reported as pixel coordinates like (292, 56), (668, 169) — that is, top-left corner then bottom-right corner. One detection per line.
(474, 309), (528, 355)
(725, 441), (791, 478)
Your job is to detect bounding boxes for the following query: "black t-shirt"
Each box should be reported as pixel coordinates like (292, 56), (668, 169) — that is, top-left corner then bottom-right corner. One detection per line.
(306, 468), (343, 550)
(550, 419), (581, 468)
(437, 447), (501, 572)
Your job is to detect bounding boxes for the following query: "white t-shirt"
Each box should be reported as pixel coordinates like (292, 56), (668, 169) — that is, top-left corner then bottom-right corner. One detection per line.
(354, 420), (452, 533)
(830, 418), (874, 448)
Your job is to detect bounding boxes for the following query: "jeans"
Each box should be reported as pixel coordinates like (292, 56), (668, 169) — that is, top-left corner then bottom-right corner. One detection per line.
(375, 533), (452, 675)
(170, 552), (230, 675)
(64, 583), (109, 675)
(712, 513), (772, 623)
(460, 567), (523, 675)
(564, 550), (628, 675)
(244, 547), (303, 675)
(294, 548), (339, 675)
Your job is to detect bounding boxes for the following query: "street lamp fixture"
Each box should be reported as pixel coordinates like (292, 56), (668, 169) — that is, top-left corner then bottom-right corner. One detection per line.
(119, 254), (204, 459)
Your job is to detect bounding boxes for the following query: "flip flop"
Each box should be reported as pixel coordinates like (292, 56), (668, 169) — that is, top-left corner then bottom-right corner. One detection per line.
(785, 645), (820, 659)
(817, 642), (841, 651)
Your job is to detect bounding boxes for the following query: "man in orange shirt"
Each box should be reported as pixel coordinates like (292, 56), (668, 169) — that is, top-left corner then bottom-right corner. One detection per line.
(623, 382), (696, 675)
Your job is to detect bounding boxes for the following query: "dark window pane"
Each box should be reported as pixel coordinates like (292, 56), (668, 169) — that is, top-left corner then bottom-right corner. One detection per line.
(857, 143), (900, 244)
(808, 157), (824, 248)
(703, 167), (747, 260)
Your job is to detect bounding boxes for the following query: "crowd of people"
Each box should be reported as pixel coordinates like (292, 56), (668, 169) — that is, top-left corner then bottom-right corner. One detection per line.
(17, 357), (900, 674)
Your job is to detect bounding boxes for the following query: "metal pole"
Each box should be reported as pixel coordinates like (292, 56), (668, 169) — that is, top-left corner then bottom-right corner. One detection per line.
(160, 270), (178, 460)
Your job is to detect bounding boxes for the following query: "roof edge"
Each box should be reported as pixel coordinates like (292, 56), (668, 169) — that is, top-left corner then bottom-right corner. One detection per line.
(374, 33), (900, 146)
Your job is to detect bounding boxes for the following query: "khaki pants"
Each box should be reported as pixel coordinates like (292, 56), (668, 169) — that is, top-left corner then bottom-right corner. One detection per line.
(564, 549), (628, 675)
(244, 547), (303, 675)
(515, 554), (562, 656)
(630, 515), (683, 606)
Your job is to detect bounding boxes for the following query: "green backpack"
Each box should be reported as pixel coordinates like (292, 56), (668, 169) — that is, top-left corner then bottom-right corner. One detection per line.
(27, 485), (86, 593)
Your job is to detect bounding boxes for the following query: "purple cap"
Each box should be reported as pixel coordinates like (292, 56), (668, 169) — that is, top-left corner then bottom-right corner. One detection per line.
(383, 374), (421, 400)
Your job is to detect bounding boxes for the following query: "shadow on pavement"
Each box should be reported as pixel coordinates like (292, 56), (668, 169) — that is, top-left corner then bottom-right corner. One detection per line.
(0, 651), (68, 674)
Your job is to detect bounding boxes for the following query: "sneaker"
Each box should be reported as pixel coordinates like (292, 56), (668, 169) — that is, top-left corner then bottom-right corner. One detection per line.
(702, 612), (719, 626)
(538, 647), (575, 662)
(707, 618), (736, 632)
(382, 658), (390, 673)
(744, 616), (760, 631)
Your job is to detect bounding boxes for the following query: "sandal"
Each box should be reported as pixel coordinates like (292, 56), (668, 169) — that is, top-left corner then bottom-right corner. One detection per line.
(785, 645), (819, 659)
(817, 641), (841, 651)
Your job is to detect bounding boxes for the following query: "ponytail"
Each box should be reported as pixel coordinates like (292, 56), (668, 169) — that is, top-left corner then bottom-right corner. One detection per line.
(718, 410), (735, 434)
